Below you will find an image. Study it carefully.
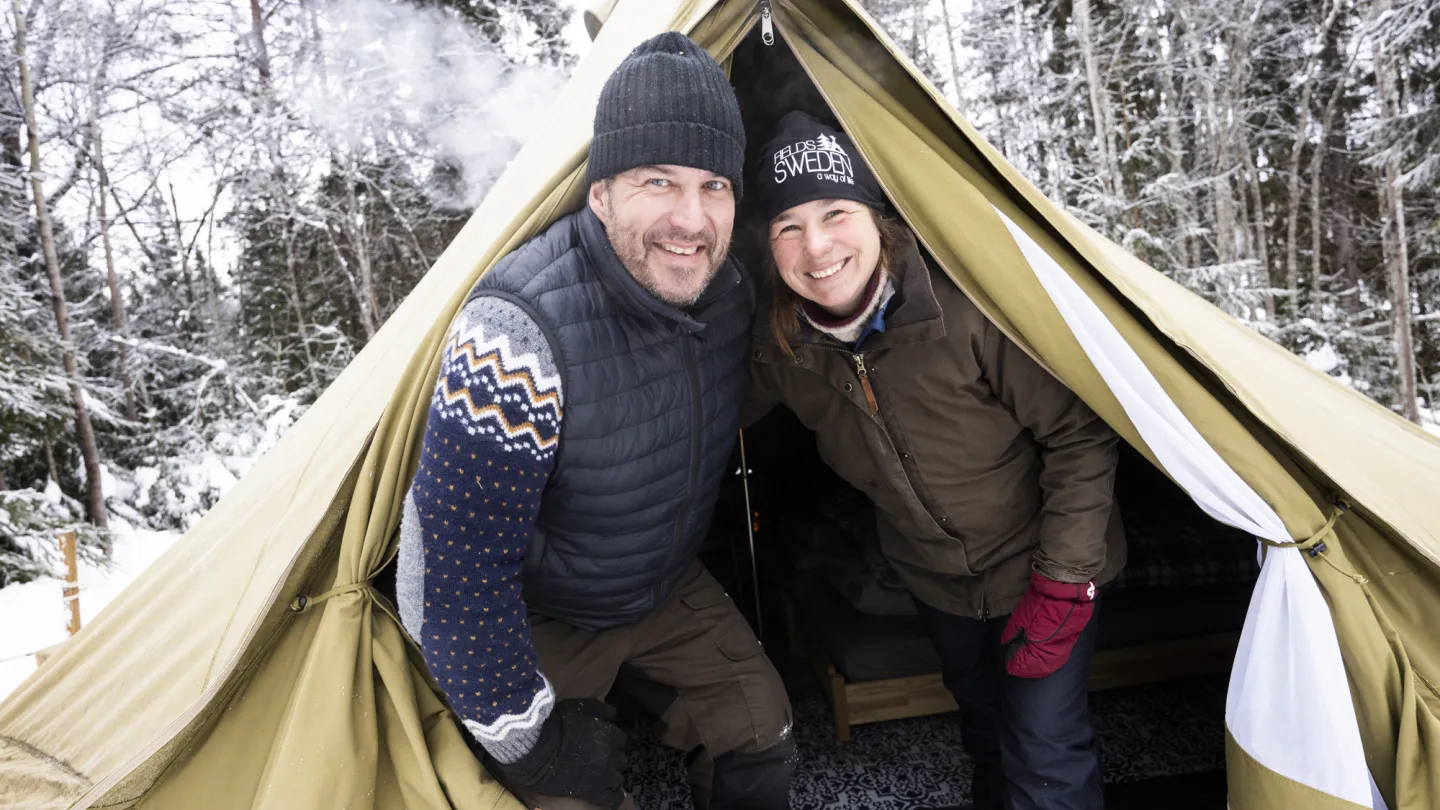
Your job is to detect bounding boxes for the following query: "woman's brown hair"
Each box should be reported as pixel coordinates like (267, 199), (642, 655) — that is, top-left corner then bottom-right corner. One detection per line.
(766, 207), (911, 358)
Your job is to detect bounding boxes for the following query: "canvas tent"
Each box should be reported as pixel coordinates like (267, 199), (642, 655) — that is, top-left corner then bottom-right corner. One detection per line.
(2, 0), (1438, 808)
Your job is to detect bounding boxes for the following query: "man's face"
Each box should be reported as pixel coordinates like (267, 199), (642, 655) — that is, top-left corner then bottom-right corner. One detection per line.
(588, 165), (736, 308)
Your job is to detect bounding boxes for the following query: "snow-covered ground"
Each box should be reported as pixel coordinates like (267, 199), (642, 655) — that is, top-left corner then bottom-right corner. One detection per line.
(0, 526), (180, 702)
(0, 394), (304, 704)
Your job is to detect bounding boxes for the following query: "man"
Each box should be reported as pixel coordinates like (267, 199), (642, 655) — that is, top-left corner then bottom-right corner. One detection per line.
(396, 33), (793, 810)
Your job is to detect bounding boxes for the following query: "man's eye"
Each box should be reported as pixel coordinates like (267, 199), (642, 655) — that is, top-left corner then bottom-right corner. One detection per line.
(648, 178), (670, 187)
(703, 180), (729, 191)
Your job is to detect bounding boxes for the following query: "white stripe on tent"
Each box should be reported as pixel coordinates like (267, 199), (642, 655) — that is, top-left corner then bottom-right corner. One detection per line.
(993, 207), (1383, 809)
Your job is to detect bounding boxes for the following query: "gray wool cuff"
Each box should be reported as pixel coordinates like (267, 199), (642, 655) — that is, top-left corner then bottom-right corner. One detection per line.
(480, 719), (546, 765)
(463, 675), (557, 765)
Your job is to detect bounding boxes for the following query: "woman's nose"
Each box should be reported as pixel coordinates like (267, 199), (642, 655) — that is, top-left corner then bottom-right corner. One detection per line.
(803, 229), (831, 258)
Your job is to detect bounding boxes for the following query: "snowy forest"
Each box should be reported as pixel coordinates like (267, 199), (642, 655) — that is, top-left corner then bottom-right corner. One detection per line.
(2, 0), (1437, 585)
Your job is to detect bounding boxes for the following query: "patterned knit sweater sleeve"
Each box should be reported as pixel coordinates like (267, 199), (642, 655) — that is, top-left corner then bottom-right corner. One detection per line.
(396, 294), (563, 765)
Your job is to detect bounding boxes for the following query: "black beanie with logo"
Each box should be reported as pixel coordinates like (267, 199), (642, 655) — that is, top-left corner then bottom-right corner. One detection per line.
(754, 111), (886, 221)
(587, 32), (746, 197)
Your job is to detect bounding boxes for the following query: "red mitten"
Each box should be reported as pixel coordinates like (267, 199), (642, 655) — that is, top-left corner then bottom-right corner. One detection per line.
(1000, 572), (1097, 679)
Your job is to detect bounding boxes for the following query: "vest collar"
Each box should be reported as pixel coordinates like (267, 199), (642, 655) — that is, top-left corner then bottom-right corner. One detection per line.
(578, 206), (741, 335)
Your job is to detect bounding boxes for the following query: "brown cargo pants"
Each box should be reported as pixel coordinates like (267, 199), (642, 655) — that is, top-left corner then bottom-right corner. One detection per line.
(511, 560), (793, 810)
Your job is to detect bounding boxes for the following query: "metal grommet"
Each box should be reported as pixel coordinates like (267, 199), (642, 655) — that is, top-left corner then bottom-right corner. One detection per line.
(753, 350), (763, 360)
(843, 383), (854, 392)
(291, 595), (308, 612)
(792, 354), (804, 364)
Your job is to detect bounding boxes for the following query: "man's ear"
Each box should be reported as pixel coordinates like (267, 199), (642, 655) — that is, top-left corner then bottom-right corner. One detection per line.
(587, 180), (609, 224)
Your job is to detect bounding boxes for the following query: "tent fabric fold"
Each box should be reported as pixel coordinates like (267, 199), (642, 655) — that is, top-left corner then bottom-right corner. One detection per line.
(1, 1), (1437, 808)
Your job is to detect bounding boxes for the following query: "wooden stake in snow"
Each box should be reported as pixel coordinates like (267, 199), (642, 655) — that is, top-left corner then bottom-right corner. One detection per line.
(59, 531), (81, 636)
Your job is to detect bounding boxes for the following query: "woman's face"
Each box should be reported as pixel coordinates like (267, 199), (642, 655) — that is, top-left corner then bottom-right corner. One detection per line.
(769, 198), (881, 318)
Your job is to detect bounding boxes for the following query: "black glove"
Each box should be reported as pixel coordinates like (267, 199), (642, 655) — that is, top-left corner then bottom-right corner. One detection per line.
(495, 697), (628, 809)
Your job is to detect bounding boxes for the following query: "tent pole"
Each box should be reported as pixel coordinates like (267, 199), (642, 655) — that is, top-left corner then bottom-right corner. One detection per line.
(737, 429), (764, 640)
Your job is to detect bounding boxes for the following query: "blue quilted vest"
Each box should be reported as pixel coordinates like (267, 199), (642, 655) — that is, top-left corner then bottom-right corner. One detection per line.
(468, 207), (753, 630)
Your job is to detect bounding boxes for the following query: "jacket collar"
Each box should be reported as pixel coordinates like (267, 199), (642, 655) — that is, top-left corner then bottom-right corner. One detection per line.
(578, 206), (741, 335)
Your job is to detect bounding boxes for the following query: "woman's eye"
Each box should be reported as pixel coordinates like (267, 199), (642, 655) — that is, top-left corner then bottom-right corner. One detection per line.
(825, 208), (850, 221)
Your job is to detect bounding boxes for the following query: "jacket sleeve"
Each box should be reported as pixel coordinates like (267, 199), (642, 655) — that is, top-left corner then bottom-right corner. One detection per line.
(979, 319), (1118, 584)
(397, 294), (563, 764)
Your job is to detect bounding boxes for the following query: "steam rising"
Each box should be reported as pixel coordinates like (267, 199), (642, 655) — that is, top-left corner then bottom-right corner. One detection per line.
(297, 0), (568, 208)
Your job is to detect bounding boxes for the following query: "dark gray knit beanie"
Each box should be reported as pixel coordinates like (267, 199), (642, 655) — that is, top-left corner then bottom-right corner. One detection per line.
(587, 32), (746, 198)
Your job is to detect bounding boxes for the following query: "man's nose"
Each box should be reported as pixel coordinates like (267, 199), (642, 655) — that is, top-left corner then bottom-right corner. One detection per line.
(667, 187), (705, 234)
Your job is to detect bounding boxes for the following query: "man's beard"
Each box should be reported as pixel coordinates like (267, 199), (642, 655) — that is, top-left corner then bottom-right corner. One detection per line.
(608, 222), (730, 308)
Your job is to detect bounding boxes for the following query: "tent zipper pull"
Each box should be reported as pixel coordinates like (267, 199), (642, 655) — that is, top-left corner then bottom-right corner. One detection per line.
(854, 353), (879, 414)
(760, 1), (774, 45)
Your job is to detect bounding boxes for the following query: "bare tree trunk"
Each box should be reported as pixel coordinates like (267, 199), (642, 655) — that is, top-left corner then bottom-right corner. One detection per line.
(342, 156), (378, 339)
(1159, 54), (1195, 268)
(1283, 81), (1318, 305)
(86, 26), (137, 422)
(1372, 12), (1420, 422)
(1176, 6), (1234, 270)
(939, 0), (964, 108)
(249, 0), (272, 84)
(1282, 0), (1342, 314)
(43, 432), (58, 487)
(253, 0), (322, 386)
(283, 222), (323, 390)
(1075, 0), (1120, 208)
(1238, 131), (1275, 320)
(13, 0), (109, 537)
(1308, 45), (1353, 300)
(301, 0), (377, 339)
(167, 182), (197, 309)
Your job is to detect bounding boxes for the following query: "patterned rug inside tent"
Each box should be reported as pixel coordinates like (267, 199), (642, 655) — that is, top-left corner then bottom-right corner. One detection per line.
(624, 674), (1229, 810)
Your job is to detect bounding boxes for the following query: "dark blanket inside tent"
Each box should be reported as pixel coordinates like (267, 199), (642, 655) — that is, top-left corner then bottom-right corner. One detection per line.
(779, 447), (1261, 684)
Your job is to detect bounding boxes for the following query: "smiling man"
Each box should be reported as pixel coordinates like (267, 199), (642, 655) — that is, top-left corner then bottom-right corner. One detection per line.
(395, 32), (792, 810)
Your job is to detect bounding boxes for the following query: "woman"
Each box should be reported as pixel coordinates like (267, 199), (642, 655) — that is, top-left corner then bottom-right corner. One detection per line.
(744, 111), (1126, 810)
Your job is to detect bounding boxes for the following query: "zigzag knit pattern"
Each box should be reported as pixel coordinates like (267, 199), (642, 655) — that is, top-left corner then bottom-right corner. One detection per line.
(398, 294), (563, 765)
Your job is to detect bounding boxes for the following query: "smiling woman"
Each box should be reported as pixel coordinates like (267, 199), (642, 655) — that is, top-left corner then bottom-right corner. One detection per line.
(588, 165), (737, 307)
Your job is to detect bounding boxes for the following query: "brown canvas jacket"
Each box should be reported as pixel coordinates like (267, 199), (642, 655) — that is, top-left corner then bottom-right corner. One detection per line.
(744, 230), (1126, 619)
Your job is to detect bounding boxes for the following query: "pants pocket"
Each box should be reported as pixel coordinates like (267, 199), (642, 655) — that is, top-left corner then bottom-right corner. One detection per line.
(663, 572), (790, 757)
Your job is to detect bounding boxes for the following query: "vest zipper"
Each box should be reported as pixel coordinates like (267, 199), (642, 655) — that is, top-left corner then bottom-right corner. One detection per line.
(759, 1), (774, 45)
(853, 352), (879, 414)
(674, 334), (704, 559)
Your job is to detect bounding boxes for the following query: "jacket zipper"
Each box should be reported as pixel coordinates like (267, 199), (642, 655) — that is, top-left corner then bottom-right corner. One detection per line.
(798, 342), (965, 566)
(759, 1), (774, 45)
(674, 334), (704, 559)
(853, 352), (879, 414)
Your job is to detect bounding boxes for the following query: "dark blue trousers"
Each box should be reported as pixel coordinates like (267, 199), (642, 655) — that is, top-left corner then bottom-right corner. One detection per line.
(912, 596), (1105, 810)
